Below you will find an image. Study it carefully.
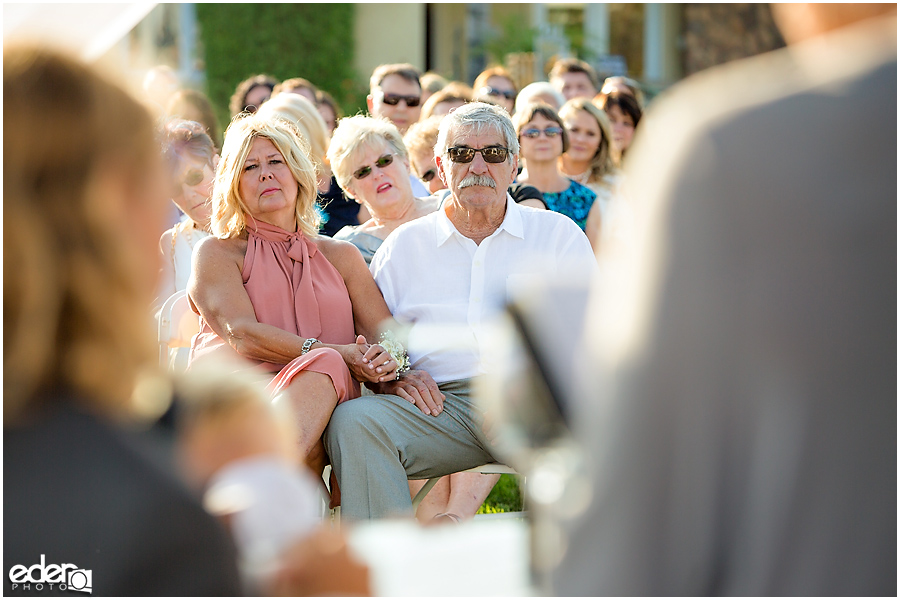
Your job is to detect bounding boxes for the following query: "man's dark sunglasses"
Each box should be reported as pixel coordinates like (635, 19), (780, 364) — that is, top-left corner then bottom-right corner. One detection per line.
(381, 94), (421, 107)
(447, 146), (510, 164)
(353, 154), (395, 180)
(480, 86), (516, 100)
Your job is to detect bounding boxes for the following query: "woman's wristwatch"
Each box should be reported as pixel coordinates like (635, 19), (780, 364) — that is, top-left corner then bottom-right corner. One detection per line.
(301, 338), (319, 355)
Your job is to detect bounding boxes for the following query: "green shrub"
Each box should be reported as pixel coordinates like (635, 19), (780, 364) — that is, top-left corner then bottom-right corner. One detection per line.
(478, 473), (524, 514)
(195, 4), (368, 134)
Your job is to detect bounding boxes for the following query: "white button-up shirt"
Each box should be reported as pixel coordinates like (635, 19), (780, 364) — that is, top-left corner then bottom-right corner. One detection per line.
(371, 195), (597, 383)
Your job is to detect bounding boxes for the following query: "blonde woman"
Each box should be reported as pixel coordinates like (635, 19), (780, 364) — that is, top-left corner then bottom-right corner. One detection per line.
(257, 94), (362, 236)
(328, 115), (440, 264)
(188, 114), (401, 481)
(558, 98), (622, 249)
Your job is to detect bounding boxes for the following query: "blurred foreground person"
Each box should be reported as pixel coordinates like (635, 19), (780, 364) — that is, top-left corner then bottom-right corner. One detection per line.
(3, 45), (241, 595)
(554, 4), (896, 595)
(174, 364), (371, 595)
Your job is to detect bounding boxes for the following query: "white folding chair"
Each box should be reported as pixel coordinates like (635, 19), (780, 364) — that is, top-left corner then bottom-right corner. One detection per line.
(157, 290), (201, 371)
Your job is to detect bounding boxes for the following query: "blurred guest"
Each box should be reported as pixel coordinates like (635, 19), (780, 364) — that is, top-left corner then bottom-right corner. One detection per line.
(549, 57), (599, 101)
(515, 103), (597, 230)
(315, 89), (342, 133)
(474, 66), (518, 114)
(188, 114), (399, 484)
(558, 98), (621, 250)
(420, 71), (449, 105)
(515, 81), (566, 113)
(4, 44), (241, 595)
(229, 73), (278, 117)
(367, 62), (423, 135)
(420, 82), (472, 120)
(272, 76), (319, 104)
(172, 364), (371, 594)
(596, 91), (642, 164)
(553, 4), (897, 596)
(367, 63), (429, 196)
(165, 88), (223, 150)
(257, 93), (361, 237)
(156, 119), (216, 313)
(142, 63), (180, 117)
(325, 102), (597, 521)
(403, 115), (447, 195)
(328, 115), (439, 264)
(598, 75), (645, 108)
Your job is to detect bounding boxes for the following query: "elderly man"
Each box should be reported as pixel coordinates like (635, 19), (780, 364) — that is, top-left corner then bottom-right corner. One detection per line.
(367, 62), (429, 197)
(325, 102), (597, 520)
(549, 58), (599, 101)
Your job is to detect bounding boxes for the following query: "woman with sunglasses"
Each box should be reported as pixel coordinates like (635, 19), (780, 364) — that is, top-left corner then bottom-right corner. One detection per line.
(403, 116), (447, 196)
(514, 103), (597, 231)
(156, 119), (217, 312)
(189, 114), (402, 492)
(328, 115), (440, 264)
(473, 66), (518, 114)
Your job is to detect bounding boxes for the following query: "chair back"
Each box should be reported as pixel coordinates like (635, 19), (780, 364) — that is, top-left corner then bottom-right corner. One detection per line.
(157, 290), (200, 369)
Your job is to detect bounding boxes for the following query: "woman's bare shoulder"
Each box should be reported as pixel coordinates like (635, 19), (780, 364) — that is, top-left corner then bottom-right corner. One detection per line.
(315, 236), (368, 274)
(194, 234), (247, 262)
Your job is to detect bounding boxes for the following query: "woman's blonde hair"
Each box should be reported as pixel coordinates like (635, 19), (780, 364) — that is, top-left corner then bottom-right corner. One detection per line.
(559, 97), (619, 183)
(257, 93), (330, 173)
(4, 45), (161, 422)
(326, 115), (408, 196)
(212, 113), (320, 238)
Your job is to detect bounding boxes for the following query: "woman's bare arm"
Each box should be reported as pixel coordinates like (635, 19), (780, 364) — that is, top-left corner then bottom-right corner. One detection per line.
(189, 235), (395, 382)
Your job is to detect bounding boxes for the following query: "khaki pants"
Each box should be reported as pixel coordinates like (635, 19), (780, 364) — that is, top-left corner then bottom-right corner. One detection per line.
(324, 379), (497, 520)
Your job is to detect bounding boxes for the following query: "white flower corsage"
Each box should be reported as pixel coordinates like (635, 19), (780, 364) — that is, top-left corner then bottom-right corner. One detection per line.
(379, 331), (411, 375)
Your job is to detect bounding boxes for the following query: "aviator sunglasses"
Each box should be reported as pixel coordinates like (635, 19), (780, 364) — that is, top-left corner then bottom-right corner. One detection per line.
(419, 168), (437, 182)
(380, 93), (421, 107)
(353, 154), (395, 180)
(521, 126), (564, 139)
(447, 146), (510, 163)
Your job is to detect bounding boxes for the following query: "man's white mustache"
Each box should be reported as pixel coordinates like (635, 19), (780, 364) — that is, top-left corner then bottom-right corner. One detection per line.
(459, 175), (497, 189)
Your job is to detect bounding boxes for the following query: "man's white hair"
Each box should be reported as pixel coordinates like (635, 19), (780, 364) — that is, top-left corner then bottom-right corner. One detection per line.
(434, 101), (520, 161)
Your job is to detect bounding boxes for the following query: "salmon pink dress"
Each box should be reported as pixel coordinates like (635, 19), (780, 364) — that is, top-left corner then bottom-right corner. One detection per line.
(189, 219), (360, 402)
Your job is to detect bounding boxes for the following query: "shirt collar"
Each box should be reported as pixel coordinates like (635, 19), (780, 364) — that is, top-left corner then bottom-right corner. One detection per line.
(435, 193), (525, 246)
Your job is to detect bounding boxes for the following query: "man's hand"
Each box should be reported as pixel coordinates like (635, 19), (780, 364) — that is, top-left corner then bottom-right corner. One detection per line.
(370, 369), (446, 416)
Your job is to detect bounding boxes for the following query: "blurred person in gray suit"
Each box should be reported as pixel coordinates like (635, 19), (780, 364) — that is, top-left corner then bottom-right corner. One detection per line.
(553, 3), (896, 596)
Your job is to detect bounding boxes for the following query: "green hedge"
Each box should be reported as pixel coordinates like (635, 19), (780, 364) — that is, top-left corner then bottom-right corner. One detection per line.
(195, 3), (368, 135)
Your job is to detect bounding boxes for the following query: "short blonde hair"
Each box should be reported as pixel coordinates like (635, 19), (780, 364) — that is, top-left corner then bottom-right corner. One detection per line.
(257, 93), (330, 172)
(327, 115), (408, 196)
(4, 45), (160, 421)
(213, 114), (320, 238)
